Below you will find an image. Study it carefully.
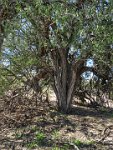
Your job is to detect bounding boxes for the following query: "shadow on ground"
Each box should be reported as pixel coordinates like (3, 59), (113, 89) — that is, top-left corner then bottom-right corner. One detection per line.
(70, 105), (113, 118)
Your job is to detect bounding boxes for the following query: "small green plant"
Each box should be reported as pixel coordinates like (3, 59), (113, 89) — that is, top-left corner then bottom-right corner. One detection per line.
(35, 131), (46, 144)
(26, 141), (37, 149)
(52, 130), (60, 139)
(26, 131), (46, 149)
(72, 139), (95, 147)
(72, 139), (83, 146)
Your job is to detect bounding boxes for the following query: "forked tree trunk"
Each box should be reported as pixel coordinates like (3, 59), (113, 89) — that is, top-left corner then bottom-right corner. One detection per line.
(54, 69), (77, 113)
(51, 48), (77, 113)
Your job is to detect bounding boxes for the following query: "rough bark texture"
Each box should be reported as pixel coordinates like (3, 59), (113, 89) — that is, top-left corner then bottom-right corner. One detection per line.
(50, 48), (79, 113)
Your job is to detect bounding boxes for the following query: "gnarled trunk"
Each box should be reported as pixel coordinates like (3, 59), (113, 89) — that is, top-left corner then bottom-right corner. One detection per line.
(51, 48), (77, 113)
(53, 69), (77, 113)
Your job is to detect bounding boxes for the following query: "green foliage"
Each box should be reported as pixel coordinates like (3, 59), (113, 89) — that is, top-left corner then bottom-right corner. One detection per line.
(26, 131), (46, 149)
(26, 141), (38, 149)
(35, 131), (46, 144)
(72, 139), (83, 146)
(52, 130), (60, 139)
(72, 139), (95, 147)
(0, 0), (113, 109)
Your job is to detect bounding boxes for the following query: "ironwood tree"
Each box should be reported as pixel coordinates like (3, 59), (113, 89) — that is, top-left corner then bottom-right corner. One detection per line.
(0, 0), (113, 112)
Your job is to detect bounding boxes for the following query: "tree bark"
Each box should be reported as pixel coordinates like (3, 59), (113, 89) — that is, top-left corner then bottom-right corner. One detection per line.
(0, 34), (4, 52)
(51, 48), (78, 113)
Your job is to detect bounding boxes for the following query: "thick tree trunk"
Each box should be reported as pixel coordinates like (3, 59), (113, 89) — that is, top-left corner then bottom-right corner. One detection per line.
(53, 61), (77, 113)
(54, 71), (76, 113)
(51, 47), (78, 113)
